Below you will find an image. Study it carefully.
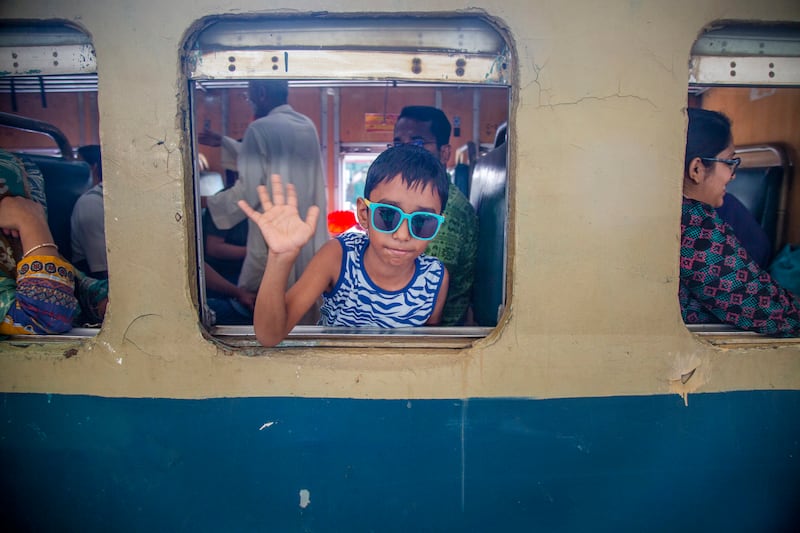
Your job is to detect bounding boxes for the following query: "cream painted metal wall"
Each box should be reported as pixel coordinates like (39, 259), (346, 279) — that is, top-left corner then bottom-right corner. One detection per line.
(0, 0), (799, 400)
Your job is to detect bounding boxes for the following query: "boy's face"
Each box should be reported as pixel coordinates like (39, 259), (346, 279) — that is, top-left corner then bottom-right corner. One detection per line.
(357, 174), (443, 269)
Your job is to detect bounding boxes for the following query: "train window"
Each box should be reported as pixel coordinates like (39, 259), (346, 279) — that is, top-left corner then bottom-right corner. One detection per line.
(186, 16), (512, 347)
(0, 21), (105, 340)
(685, 23), (800, 344)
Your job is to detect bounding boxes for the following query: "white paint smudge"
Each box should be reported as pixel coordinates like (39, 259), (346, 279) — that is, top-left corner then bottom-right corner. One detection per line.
(259, 422), (275, 430)
(299, 489), (311, 508)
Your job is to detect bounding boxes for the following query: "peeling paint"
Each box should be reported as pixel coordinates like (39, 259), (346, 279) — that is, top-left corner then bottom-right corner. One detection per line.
(668, 353), (710, 406)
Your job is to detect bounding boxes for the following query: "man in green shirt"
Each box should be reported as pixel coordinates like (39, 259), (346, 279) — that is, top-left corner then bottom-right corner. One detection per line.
(393, 106), (478, 325)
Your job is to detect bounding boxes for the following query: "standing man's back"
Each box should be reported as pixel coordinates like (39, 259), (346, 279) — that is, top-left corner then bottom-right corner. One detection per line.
(206, 80), (329, 318)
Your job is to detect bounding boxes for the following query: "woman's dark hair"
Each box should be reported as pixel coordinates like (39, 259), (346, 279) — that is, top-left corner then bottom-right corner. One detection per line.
(364, 144), (450, 213)
(684, 108), (733, 174)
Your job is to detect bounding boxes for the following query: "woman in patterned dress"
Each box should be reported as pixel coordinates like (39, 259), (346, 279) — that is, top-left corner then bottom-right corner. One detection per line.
(679, 108), (799, 336)
(0, 149), (80, 335)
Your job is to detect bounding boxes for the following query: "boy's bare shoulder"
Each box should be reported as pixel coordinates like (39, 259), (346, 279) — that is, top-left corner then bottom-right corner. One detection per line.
(319, 237), (344, 256)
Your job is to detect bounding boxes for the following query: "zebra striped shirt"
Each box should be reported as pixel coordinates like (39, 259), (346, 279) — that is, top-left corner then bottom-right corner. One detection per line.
(319, 232), (445, 327)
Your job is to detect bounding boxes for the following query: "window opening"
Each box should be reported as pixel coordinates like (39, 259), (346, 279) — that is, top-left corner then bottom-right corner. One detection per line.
(684, 23), (800, 340)
(187, 16), (512, 347)
(0, 21), (105, 339)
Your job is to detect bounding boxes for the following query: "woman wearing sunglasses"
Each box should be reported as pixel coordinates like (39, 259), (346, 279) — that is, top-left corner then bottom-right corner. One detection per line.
(680, 108), (799, 336)
(239, 144), (450, 347)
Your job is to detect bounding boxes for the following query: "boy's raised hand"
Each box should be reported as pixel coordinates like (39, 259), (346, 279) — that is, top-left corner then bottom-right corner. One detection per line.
(238, 174), (320, 255)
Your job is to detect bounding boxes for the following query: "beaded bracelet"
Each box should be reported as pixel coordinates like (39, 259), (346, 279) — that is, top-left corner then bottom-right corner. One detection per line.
(22, 242), (58, 259)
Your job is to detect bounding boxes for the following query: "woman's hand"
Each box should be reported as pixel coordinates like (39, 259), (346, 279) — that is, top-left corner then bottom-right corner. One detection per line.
(237, 174), (320, 256)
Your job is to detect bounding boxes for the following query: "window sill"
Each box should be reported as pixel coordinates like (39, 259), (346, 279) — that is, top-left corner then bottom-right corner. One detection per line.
(210, 325), (493, 349)
(687, 324), (800, 347)
(3, 328), (99, 344)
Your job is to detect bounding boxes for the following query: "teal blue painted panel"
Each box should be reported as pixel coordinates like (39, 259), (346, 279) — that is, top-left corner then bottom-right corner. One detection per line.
(1, 392), (798, 532)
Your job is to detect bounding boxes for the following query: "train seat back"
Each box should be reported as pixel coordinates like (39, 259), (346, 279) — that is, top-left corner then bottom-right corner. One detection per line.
(727, 143), (792, 254)
(468, 141), (508, 327)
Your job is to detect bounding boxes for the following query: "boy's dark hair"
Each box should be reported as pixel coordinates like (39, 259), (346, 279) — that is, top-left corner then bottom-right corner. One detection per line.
(685, 108), (732, 174)
(364, 144), (450, 213)
(398, 106), (451, 149)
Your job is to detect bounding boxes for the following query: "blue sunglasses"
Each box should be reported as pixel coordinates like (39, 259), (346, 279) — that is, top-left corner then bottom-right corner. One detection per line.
(363, 199), (445, 241)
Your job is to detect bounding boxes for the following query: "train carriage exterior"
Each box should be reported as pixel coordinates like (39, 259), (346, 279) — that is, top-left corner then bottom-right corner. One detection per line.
(1, 1), (799, 531)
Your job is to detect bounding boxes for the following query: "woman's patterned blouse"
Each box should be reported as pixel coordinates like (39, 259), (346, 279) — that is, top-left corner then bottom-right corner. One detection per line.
(680, 197), (800, 337)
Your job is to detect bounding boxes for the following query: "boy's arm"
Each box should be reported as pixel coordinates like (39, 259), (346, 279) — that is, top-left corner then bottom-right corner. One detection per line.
(426, 267), (449, 326)
(284, 239), (341, 325)
(251, 249), (299, 346)
(251, 238), (339, 346)
(237, 175), (322, 346)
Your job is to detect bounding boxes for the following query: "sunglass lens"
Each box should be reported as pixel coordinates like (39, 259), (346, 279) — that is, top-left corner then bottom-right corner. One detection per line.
(410, 214), (439, 239)
(374, 205), (401, 232)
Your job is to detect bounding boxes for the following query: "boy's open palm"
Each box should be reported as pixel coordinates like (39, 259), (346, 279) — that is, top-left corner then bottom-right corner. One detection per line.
(238, 174), (320, 255)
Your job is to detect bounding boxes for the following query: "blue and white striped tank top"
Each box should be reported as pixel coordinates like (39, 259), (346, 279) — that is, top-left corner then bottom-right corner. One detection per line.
(319, 232), (445, 327)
